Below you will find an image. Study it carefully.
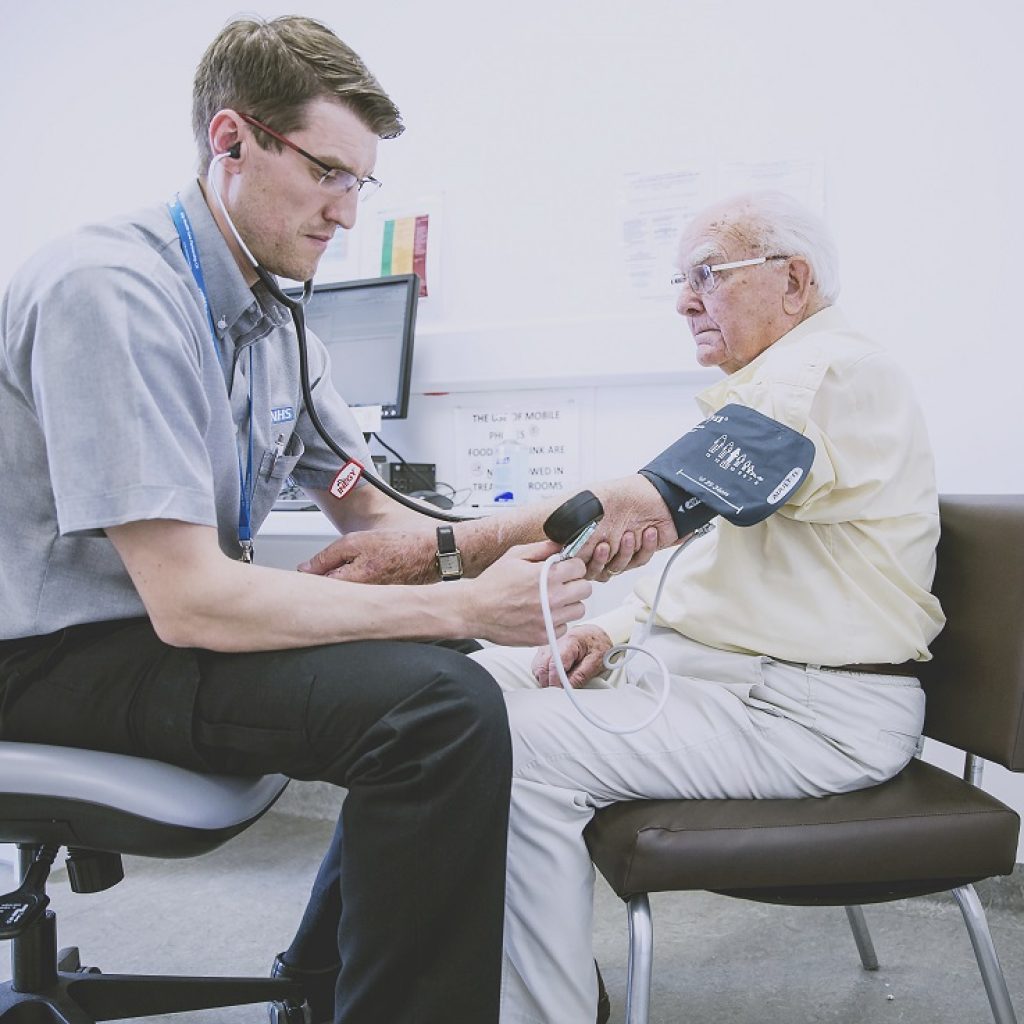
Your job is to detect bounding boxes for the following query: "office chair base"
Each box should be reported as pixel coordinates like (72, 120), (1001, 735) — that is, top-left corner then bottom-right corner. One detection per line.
(2, 914), (308, 1024)
(0, 972), (309, 1023)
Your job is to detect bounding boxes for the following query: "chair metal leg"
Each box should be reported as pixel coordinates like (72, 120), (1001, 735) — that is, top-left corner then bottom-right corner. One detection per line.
(625, 894), (653, 1024)
(951, 884), (1018, 1024)
(844, 905), (879, 971)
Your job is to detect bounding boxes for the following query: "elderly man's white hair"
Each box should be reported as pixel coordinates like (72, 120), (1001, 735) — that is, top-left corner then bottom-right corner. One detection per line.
(724, 190), (841, 305)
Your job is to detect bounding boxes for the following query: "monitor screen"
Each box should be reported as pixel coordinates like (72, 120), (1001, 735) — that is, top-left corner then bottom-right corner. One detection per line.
(287, 274), (419, 419)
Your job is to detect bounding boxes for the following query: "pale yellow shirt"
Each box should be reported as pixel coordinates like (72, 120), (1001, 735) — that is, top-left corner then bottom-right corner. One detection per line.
(592, 306), (945, 665)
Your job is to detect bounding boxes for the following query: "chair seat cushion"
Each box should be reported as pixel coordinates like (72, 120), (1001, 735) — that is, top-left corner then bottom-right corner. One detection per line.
(0, 742), (289, 857)
(585, 758), (1020, 902)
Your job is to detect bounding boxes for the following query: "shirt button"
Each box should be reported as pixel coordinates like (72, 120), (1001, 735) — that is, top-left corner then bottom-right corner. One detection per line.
(217, 318), (227, 330)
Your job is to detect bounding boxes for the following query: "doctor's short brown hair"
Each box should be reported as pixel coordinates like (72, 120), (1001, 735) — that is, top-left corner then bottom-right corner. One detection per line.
(192, 15), (403, 174)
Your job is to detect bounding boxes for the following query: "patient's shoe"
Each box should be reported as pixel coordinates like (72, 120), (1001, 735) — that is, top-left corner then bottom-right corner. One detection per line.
(596, 960), (611, 1024)
(269, 953), (339, 1024)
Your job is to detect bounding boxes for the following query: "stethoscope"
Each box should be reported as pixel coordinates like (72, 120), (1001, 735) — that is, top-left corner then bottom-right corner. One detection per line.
(204, 148), (685, 734)
(205, 148), (472, 525)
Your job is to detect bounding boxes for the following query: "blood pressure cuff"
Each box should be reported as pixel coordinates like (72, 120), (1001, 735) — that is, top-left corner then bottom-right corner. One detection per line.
(639, 403), (815, 535)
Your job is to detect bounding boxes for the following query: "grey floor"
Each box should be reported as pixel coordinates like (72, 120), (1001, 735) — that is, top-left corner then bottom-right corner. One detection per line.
(3, 808), (1024, 1024)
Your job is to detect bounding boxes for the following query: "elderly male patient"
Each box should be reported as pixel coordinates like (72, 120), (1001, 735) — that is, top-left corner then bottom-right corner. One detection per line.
(464, 190), (945, 1024)
(301, 190), (945, 1024)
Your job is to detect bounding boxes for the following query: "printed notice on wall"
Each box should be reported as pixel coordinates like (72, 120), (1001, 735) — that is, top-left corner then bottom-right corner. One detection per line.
(455, 399), (580, 508)
(716, 157), (825, 214)
(619, 168), (710, 301)
(619, 157), (826, 301)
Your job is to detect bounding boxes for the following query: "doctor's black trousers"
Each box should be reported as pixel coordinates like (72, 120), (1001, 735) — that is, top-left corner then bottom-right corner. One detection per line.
(0, 617), (512, 1024)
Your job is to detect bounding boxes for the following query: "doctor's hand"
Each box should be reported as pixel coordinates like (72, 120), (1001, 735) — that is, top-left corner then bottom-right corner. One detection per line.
(299, 529), (436, 585)
(460, 542), (591, 647)
(579, 475), (679, 582)
(532, 624), (614, 688)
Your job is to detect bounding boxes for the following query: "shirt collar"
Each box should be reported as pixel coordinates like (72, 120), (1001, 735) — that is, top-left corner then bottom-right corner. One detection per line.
(175, 179), (272, 344)
(697, 304), (847, 412)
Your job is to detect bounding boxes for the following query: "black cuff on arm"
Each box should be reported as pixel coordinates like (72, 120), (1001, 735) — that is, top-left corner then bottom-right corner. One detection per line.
(639, 404), (815, 533)
(637, 470), (717, 537)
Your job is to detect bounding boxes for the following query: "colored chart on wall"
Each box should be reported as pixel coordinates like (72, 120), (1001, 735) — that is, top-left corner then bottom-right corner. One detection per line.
(380, 214), (430, 296)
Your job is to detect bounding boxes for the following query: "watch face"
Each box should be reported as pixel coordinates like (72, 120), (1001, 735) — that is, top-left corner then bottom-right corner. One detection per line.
(438, 552), (463, 578)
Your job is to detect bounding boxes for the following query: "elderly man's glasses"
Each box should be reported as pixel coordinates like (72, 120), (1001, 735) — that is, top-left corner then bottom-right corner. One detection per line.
(670, 255), (789, 295)
(238, 113), (382, 201)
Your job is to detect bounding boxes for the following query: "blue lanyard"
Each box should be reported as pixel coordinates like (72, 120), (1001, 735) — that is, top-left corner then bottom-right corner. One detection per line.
(167, 196), (255, 562)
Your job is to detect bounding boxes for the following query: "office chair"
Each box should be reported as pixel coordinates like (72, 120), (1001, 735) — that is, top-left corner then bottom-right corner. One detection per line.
(585, 494), (1024, 1024)
(0, 744), (310, 1022)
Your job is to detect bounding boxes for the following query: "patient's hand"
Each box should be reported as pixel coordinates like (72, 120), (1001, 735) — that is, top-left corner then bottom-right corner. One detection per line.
(581, 476), (680, 581)
(299, 529), (437, 585)
(531, 624), (613, 688)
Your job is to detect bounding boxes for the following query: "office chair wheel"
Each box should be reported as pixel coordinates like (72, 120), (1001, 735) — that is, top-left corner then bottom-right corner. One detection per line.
(268, 997), (313, 1024)
(57, 945), (102, 974)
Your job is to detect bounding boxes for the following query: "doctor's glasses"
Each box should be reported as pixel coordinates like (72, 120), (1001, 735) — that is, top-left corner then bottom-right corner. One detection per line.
(238, 113), (382, 201)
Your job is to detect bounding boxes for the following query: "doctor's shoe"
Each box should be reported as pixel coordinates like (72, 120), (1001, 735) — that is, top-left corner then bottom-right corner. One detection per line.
(268, 953), (339, 1024)
(596, 960), (611, 1024)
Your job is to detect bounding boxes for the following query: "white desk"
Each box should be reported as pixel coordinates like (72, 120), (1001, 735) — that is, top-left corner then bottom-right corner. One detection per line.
(255, 506), (495, 570)
(260, 509), (336, 537)
(256, 510), (338, 571)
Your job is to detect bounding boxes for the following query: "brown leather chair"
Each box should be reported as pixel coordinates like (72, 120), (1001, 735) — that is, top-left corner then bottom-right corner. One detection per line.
(585, 494), (1024, 1024)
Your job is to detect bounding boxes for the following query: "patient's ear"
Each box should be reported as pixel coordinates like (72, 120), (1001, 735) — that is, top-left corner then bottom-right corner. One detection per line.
(782, 256), (814, 315)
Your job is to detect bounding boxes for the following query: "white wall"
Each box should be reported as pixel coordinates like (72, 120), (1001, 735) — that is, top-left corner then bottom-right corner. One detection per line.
(3, 1), (1023, 853)
(3, 0), (1022, 482)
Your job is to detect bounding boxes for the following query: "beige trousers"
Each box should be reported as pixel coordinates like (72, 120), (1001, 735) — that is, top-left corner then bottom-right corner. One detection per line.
(471, 628), (925, 1024)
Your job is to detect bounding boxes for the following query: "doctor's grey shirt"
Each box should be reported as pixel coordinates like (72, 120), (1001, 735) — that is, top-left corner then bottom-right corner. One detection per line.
(0, 180), (372, 640)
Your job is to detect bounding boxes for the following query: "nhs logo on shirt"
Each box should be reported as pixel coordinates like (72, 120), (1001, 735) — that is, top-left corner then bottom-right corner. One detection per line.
(271, 406), (295, 425)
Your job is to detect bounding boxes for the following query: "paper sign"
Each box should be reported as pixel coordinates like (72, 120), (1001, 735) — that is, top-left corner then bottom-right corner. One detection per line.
(455, 400), (581, 507)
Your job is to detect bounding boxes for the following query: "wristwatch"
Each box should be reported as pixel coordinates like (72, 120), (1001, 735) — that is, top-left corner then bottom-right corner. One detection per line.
(435, 525), (464, 581)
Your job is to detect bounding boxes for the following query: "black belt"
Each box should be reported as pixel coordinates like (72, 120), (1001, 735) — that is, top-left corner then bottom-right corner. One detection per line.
(824, 662), (921, 678)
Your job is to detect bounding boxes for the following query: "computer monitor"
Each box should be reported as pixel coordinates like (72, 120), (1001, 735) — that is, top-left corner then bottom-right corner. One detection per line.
(287, 274), (419, 420)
